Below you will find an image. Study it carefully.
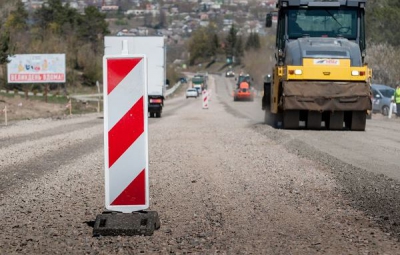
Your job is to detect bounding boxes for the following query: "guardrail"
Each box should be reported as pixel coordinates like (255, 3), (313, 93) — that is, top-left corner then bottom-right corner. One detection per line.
(70, 93), (102, 102)
(0, 89), (58, 97)
(165, 81), (182, 97)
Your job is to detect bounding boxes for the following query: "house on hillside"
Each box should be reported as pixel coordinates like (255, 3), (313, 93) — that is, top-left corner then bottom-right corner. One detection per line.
(200, 21), (210, 27)
(101, 6), (119, 13)
(200, 13), (209, 21)
(170, 6), (179, 15)
(137, 27), (149, 36)
(24, 0), (44, 10)
(223, 19), (233, 26)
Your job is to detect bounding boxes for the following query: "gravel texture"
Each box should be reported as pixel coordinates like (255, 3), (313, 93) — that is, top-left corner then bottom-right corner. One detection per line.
(0, 76), (400, 254)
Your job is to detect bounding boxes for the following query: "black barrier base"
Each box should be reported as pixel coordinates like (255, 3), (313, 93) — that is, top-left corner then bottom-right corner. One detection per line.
(93, 210), (160, 237)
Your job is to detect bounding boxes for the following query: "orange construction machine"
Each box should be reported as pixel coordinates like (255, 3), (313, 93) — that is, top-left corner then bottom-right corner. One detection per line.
(233, 74), (255, 101)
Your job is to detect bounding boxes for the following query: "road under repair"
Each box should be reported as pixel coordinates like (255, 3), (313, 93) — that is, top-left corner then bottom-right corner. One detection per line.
(0, 74), (399, 254)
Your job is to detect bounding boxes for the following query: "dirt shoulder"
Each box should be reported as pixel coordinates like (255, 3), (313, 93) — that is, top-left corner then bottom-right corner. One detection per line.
(0, 93), (100, 124)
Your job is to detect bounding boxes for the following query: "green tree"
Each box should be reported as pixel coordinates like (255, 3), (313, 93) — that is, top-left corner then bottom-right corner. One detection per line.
(366, 0), (400, 46)
(188, 28), (209, 65)
(225, 25), (237, 59)
(33, 0), (79, 34)
(211, 34), (220, 56)
(1, 0), (25, 59)
(206, 23), (220, 58)
(158, 10), (167, 28)
(0, 29), (10, 64)
(144, 13), (153, 27)
(4, 0), (28, 31)
(245, 32), (261, 51)
(235, 36), (244, 64)
(77, 6), (109, 46)
(188, 24), (220, 65)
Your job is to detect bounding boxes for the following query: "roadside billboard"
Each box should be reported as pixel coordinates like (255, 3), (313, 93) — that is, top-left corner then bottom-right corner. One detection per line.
(7, 54), (66, 83)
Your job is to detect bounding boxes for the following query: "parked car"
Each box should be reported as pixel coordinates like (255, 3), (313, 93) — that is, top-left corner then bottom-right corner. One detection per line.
(186, 88), (198, 99)
(226, 70), (235, 77)
(179, 77), (188, 83)
(371, 84), (395, 116)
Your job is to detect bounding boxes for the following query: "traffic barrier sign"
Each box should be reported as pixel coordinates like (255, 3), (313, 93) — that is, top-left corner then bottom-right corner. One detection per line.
(93, 211), (160, 237)
(202, 89), (209, 109)
(389, 102), (394, 119)
(103, 54), (149, 213)
(94, 42), (160, 237)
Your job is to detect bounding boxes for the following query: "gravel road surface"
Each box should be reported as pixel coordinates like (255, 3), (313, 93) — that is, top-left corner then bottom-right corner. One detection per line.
(1, 74), (400, 254)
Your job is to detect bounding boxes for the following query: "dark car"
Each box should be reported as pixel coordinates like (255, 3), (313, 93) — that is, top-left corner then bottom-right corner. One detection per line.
(371, 84), (395, 116)
(225, 70), (235, 77)
(179, 77), (188, 83)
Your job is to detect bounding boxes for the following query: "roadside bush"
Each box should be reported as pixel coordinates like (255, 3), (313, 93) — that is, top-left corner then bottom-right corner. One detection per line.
(166, 64), (183, 87)
(115, 19), (128, 26)
(31, 84), (42, 93)
(241, 36), (275, 91)
(366, 43), (400, 87)
(76, 44), (102, 86)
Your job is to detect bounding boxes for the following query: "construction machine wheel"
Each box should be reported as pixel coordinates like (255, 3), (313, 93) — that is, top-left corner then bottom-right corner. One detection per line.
(155, 112), (161, 118)
(275, 113), (283, 128)
(264, 110), (275, 127)
(328, 111), (344, 130)
(350, 111), (366, 131)
(283, 110), (300, 129)
(264, 111), (283, 128)
(307, 111), (322, 129)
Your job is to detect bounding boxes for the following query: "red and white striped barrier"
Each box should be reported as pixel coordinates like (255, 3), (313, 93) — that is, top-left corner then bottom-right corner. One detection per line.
(103, 54), (149, 213)
(202, 89), (209, 109)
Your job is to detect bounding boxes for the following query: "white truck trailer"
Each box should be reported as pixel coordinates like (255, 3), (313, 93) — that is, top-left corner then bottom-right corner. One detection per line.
(104, 36), (166, 117)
